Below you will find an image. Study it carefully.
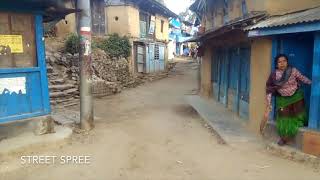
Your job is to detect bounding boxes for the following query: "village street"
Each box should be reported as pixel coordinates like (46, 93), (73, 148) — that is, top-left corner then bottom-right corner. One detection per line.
(1, 60), (320, 180)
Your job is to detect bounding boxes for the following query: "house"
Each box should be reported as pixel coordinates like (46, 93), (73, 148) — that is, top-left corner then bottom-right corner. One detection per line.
(0, 0), (76, 123)
(189, 0), (320, 156)
(168, 18), (197, 59)
(53, 0), (177, 74)
(54, 0), (106, 37)
(105, 0), (177, 73)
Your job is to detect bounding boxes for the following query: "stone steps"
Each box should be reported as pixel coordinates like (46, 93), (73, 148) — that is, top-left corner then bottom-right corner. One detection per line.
(64, 88), (79, 95)
(49, 84), (75, 91)
(50, 79), (65, 85)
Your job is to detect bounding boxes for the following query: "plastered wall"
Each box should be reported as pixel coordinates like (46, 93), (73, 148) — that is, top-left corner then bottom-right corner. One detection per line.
(200, 47), (213, 98)
(155, 14), (169, 42)
(249, 37), (272, 132)
(105, 5), (139, 38)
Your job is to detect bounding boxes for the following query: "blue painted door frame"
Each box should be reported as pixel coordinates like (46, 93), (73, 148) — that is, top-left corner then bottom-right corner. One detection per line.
(271, 32), (320, 130)
(0, 14), (50, 123)
(309, 31), (320, 129)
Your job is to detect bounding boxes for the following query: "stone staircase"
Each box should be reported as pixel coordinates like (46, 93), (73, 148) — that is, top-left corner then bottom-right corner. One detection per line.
(47, 65), (80, 108)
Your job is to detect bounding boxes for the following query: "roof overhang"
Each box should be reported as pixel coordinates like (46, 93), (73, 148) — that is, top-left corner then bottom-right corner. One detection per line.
(1, 0), (79, 22)
(246, 7), (320, 37)
(248, 21), (320, 37)
(189, 12), (267, 43)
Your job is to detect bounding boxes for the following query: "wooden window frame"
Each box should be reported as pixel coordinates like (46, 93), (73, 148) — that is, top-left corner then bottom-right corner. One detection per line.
(161, 20), (164, 33)
(0, 12), (37, 68)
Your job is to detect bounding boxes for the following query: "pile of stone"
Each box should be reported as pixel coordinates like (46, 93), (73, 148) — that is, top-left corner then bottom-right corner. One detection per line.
(91, 49), (139, 89)
(45, 43), (171, 108)
(45, 48), (141, 107)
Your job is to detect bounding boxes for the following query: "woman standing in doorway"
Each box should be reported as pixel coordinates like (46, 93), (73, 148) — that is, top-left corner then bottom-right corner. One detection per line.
(262, 54), (312, 146)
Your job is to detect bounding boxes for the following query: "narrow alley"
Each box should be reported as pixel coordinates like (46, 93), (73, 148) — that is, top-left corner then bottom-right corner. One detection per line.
(1, 60), (319, 180)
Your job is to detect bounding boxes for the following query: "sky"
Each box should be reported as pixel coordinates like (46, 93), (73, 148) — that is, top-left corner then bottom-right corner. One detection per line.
(164, 0), (194, 14)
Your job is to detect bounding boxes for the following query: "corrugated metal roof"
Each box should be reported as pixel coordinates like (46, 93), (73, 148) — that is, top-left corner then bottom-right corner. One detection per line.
(246, 6), (320, 30)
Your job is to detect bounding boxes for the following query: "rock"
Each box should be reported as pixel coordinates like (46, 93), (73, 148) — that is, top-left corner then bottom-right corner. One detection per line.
(50, 92), (67, 98)
(34, 116), (55, 136)
(51, 79), (65, 85)
(49, 84), (75, 91)
(53, 52), (62, 59)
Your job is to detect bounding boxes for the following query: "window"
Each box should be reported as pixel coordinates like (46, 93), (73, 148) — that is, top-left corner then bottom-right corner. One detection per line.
(139, 12), (150, 38)
(154, 44), (159, 60)
(0, 12), (37, 68)
(161, 20), (164, 33)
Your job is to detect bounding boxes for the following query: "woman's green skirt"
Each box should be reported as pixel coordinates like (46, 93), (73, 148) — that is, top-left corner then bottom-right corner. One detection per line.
(276, 90), (307, 137)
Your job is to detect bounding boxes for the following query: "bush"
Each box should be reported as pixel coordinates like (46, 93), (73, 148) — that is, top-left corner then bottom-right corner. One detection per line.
(97, 34), (131, 59)
(65, 33), (80, 54)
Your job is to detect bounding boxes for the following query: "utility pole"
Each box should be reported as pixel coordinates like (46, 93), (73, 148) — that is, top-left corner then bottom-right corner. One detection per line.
(77, 0), (94, 130)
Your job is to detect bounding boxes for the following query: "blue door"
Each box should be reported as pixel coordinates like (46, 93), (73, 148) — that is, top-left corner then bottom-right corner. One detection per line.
(147, 43), (155, 73)
(279, 34), (314, 113)
(212, 49), (229, 106)
(159, 45), (165, 71)
(238, 48), (251, 119)
(219, 50), (229, 106)
(212, 50), (221, 101)
(228, 48), (241, 113)
(0, 14), (50, 123)
(212, 47), (250, 119)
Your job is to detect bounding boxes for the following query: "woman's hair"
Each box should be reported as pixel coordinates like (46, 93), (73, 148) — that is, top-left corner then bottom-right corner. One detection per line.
(275, 54), (289, 67)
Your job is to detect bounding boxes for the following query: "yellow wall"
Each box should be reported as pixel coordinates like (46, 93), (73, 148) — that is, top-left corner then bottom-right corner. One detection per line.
(229, 0), (242, 21)
(265, 0), (320, 15)
(246, 0), (266, 12)
(55, 1), (76, 37)
(249, 38), (272, 132)
(105, 5), (139, 38)
(155, 14), (169, 42)
(202, 0), (320, 32)
(200, 47), (212, 98)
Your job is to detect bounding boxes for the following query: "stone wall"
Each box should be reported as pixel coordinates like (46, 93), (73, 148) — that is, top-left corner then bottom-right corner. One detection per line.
(46, 48), (141, 107)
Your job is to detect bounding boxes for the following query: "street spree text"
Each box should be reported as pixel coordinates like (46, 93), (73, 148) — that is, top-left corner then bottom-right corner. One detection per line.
(21, 155), (91, 165)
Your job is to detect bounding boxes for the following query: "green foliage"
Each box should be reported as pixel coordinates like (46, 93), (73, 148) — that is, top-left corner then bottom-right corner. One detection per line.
(65, 33), (80, 54)
(97, 34), (131, 59)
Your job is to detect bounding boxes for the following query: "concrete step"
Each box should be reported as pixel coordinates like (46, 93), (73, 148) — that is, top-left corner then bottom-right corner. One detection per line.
(50, 92), (70, 98)
(55, 97), (75, 104)
(64, 88), (79, 95)
(48, 72), (59, 77)
(50, 79), (65, 85)
(63, 102), (79, 108)
(49, 84), (75, 91)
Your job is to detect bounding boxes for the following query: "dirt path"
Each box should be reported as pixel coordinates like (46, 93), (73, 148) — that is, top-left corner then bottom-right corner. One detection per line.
(1, 60), (319, 180)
